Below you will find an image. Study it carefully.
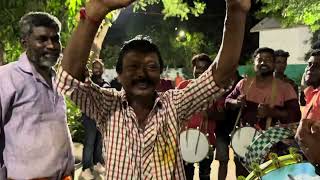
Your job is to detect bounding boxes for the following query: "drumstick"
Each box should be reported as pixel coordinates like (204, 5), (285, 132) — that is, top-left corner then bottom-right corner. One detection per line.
(195, 111), (208, 154)
(231, 77), (255, 134)
(195, 127), (201, 155)
(231, 107), (243, 135)
(287, 174), (296, 180)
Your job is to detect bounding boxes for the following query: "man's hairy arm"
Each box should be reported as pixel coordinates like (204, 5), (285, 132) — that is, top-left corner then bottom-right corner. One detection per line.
(210, 0), (250, 87)
(61, 0), (136, 81)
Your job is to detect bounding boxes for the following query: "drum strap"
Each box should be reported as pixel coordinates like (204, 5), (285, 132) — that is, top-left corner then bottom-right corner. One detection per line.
(231, 77), (255, 134)
(265, 78), (277, 129)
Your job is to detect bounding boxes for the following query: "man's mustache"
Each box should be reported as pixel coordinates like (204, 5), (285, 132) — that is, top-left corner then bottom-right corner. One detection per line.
(132, 78), (154, 85)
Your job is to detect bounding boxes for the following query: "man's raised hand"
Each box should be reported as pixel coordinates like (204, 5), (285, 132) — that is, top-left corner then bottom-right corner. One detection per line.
(86, 0), (136, 22)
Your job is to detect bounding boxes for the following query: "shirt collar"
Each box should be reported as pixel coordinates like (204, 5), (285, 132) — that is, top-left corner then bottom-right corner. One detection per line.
(120, 90), (163, 109)
(17, 52), (34, 75)
(17, 52), (56, 79)
(304, 86), (320, 95)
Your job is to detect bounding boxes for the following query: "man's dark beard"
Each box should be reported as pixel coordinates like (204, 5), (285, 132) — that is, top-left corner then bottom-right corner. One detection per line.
(91, 74), (102, 83)
(306, 77), (320, 88)
(132, 78), (155, 86)
(260, 70), (273, 77)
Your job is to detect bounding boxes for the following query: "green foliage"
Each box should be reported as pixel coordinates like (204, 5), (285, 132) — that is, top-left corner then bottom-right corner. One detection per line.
(0, 0), (84, 62)
(257, 0), (320, 31)
(65, 97), (84, 143)
(100, 45), (121, 68)
(133, 0), (206, 20)
(4, 41), (23, 63)
(109, 18), (217, 74)
(0, 0), (209, 141)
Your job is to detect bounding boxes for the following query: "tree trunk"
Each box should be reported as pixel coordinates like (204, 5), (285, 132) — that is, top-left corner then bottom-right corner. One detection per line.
(89, 9), (121, 63)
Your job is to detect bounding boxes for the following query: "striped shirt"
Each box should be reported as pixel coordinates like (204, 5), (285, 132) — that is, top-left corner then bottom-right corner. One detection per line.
(56, 67), (227, 179)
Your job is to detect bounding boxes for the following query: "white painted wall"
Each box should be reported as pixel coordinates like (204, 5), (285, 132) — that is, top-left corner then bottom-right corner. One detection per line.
(259, 26), (312, 64)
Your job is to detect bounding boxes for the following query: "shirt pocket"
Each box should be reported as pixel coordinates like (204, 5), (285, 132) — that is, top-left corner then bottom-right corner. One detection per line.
(14, 111), (70, 161)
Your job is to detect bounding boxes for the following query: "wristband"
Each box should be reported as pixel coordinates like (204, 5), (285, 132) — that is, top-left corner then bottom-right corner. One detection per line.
(79, 7), (102, 26)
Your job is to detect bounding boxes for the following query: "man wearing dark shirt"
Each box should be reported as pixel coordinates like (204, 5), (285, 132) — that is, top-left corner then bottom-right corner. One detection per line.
(80, 60), (109, 179)
(274, 49), (299, 96)
(178, 54), (230, 180)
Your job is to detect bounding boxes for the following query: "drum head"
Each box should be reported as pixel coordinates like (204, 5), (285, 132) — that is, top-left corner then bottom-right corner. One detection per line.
(180, 129), (209, 163)
(245, 127), (294, 168)
(246, 154), (320, 180)
(231, 127), (259, 158)
(261, 163), (318, 180)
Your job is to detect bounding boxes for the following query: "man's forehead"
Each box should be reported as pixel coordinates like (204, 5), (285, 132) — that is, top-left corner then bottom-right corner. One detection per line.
(275, 56), (287, 61)
(309, 55), (320, 61)
(31, 26), (59, 36)
(257, 52), (273, 57)
(196, 60), (210, 67)
(124, 51), (159, 61)
(93, 62), (103, 68)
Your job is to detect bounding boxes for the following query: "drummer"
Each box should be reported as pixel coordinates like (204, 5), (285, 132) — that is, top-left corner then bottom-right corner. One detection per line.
(300, 49), (320, 121)
(177, 53), (233, 180)
(225, 47), (301, 130)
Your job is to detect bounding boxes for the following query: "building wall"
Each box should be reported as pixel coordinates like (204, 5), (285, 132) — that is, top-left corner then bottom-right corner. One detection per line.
(259, 26), (312, 64)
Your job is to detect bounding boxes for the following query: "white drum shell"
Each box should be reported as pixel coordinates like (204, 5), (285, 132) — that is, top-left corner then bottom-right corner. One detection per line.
(231, 127), (259, 158)
(180, 129), (210, 163)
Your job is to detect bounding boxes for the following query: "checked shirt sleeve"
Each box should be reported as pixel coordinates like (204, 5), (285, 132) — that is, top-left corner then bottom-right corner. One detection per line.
(173, 68), (231, 122)
(55, 67), (117, 126)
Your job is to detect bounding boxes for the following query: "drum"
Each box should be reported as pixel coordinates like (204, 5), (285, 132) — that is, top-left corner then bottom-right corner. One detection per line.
(180, 129), (210, 163)
(231, 126), (260, 159)
(242, 154), (320, 180)
(245, 127), (294, 169)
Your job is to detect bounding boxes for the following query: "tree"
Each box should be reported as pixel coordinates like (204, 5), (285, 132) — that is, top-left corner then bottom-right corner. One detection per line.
(134, 0), (206, 20)
(257, 0), (320, 31)
(0, 0), (208, 141)
(0, 0), (206, 62)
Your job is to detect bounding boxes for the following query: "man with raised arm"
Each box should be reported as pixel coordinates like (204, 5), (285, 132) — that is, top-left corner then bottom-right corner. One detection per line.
(57, 0), (251, 178)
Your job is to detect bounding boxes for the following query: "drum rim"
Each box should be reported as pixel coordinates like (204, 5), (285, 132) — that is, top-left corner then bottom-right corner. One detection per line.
(180, 128), (210, 163)
(230, 126), (260, 158)
(245, 154), (311, 180)
(245, 127), (295, 168)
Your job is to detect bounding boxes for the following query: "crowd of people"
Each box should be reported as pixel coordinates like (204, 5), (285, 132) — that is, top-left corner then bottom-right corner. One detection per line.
(0, 0), (319, 179)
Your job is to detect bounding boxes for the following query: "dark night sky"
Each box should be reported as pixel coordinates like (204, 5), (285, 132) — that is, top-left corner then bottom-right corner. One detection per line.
(104, 0), (262, 65)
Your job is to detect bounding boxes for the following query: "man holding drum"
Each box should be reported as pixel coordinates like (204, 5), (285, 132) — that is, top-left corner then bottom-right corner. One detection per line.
(225, 47), (301, 175)
(177, 53), (231, 180)
(225, 47), (301, 130)
(55, 0), (251, 178)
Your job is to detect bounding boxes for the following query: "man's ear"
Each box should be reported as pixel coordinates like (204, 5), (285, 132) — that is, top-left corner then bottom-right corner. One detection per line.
(20, 37), (27, 49)
(117, 74), (122, 84)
